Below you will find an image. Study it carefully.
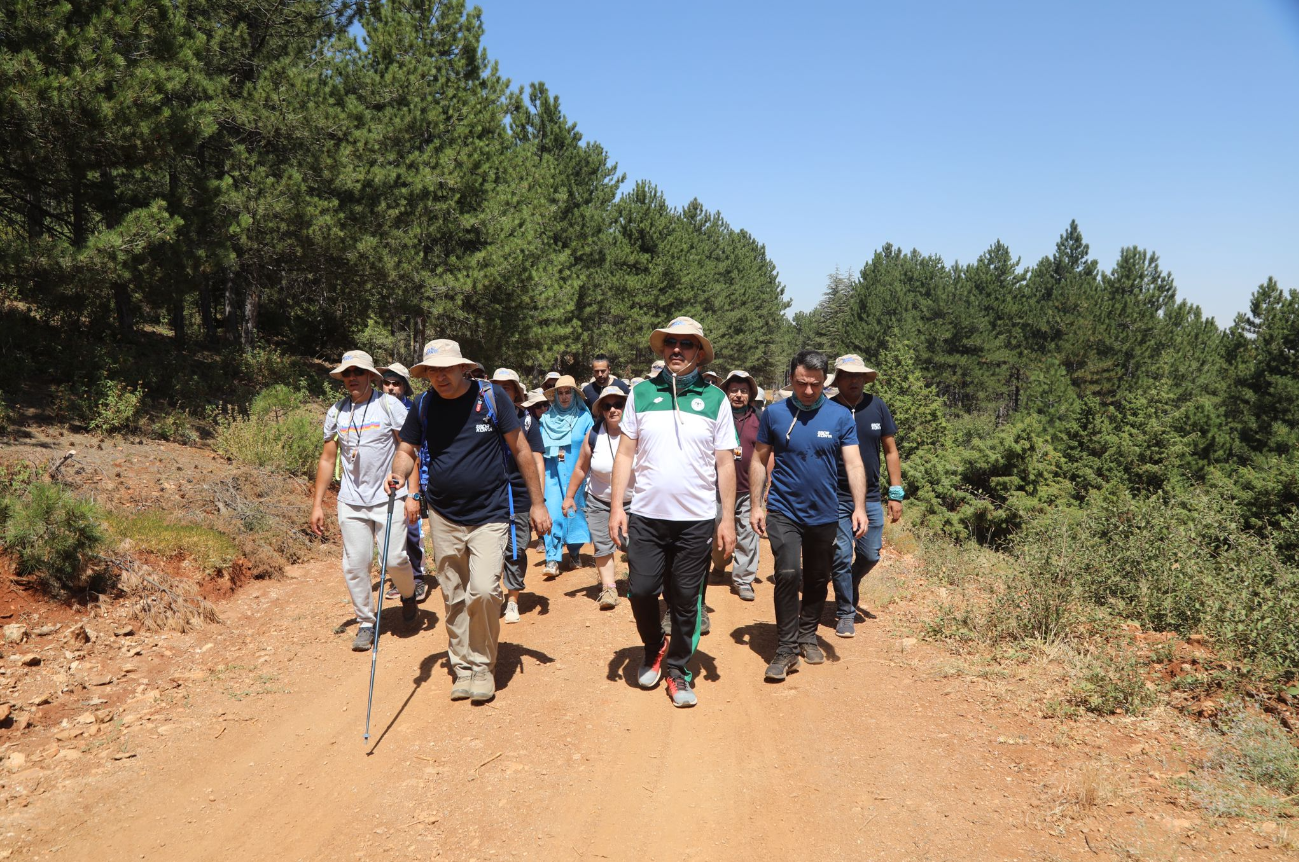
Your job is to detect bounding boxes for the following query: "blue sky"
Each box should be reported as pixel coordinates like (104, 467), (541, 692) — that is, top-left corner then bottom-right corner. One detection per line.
(471, 0), (1299, 326)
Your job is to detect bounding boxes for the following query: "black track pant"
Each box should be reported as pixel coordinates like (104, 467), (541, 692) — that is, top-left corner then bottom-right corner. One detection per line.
(627, 514), (713, 682)
(767, 512), (837, 653)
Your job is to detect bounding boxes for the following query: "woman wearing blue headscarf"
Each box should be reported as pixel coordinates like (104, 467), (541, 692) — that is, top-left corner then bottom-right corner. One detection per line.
(541, 375), (594, 575)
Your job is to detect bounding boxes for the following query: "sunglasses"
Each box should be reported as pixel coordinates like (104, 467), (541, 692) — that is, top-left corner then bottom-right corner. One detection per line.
(340, 368), (368, 378)
(662, 337), (697, 350)
(603, 400), (626, 411)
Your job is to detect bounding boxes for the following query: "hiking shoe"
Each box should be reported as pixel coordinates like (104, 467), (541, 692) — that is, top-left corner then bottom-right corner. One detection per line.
(835, 617), (856, 638)
(469, 669), (495, 703)
(699, 606), (711, 635)
(384, 581), (401, 602)
(661, 608), (672, 636)
(450, 674), (473, 701)
(637, 638), (669, 689)
(764, 651), (800, 681)
(413, 578), (431, 603)
(736, 583), (755, 602)
(503, 600), (520, 623)
(597, 586), (619, 610)
(666, 673), (697, 708)
(401, 594), (418, 623)
(351, 625), (374, 652)
(800, 643), (826, 664)
(543, 561), (560, 578)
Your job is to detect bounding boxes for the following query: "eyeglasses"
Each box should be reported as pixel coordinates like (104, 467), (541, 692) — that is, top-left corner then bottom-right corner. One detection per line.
(662, 338), (696, 350)
(604, 400), (626, 411)
(340, 368), (367, 378)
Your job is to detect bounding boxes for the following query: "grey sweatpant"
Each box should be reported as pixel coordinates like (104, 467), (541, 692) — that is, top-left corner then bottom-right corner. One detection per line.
(337, 499), (416, 626)
(712, 492), (758, 586)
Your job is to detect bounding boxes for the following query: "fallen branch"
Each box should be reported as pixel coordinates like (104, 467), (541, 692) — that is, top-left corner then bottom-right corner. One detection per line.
(474, 751), (502, 776)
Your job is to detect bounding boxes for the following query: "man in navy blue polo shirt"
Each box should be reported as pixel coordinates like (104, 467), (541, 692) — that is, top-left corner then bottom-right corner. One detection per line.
(581, 354), (630, 411)
(388, 340), (551, 704)
(750, 350), (868, 682)
(829, 354), (903, 637)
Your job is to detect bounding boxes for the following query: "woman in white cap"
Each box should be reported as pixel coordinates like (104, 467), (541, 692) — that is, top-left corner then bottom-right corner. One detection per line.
(523, 388), (549, 423)
(561, 384), (633, 609)
(379, 362), (430, 604)
(540, 375), (593, 576)
(309, 350), (420, 651)
(490, 369), (545, 623)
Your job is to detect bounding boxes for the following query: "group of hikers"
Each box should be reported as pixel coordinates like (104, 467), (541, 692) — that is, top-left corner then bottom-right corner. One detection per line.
(307, 316), (903, 708)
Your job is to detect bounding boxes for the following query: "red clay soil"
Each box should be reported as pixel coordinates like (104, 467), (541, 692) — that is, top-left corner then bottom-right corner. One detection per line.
(0, 537), (1292, 861)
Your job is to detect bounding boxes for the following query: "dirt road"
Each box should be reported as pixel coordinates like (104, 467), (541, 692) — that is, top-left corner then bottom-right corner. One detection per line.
(1, 544), (1286, 861)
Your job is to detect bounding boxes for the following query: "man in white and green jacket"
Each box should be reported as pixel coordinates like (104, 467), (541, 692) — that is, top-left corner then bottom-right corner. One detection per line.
(609, 317), (737, 708)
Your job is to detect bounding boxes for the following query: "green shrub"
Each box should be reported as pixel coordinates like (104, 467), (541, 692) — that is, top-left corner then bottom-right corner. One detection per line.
(1183, 706), (1299, 818)
(985, 511), (1088, 643)
(0, 481), (106, 596)
(85, 379), (144, 434)
(104, 512), (236, 575)
(1067, 653), (1158, 716)
(215, 385), (323, 476)
(151, 411), (198, 444)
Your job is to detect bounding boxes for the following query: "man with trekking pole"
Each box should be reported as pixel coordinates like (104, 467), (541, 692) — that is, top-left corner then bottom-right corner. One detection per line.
(309, 351), (421, 652)
(387, 340), (551, 703)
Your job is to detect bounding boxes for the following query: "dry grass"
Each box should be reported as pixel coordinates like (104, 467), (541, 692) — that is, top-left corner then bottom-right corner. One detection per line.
(105, 554), (222, 633)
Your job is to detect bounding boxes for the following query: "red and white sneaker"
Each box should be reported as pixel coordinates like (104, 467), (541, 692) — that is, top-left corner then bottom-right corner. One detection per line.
(636, 637), (669, 689)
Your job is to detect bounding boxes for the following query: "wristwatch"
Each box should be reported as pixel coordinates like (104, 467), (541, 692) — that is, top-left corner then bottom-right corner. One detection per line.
(411, 492), (423, 502)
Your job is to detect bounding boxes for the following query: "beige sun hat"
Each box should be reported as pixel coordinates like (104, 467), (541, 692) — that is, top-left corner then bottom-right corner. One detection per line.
(330, 350), (382, 382)
(703, 370), (722, 383)
(756, 386), (767, 404)
(522, 388), (548, 408)
(649, 360), (665, 377)
(832, 353), (879, 383)
(592, 384), (630, 416)
(722, 369), (759, 401)
(410, 339), (475, 378)
(489, 368), (525, 402)
(649, 316), (715, 365)
(629, 376), (645, 387)
(377, 362), (412, 394)
(546, 375), (579, 401)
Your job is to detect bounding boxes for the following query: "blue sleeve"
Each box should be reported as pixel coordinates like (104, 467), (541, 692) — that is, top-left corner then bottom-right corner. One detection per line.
(493, 386), (520, 434)
(880, 400), (898, 437)
(527, 418), (545, 454)
(840, 411), (859, 446)
(398, 396), (423, 446)
(756, 405), (774, 445)
(586, 428), (599, 450)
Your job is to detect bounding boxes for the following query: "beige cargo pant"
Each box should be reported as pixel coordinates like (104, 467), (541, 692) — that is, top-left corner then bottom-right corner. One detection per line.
(429, 510), (508, 678)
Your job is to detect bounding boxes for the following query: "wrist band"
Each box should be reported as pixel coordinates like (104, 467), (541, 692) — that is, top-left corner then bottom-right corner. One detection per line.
(888, 485), (905, 501)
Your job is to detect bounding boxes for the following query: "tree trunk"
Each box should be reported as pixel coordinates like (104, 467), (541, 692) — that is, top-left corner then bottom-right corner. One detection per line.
(113, 283), (135, 337)
(224, 269), (238, 343)
(241, 272), (259, 349)
(169, 167), (186, 348)
(198, 274), (216, 344)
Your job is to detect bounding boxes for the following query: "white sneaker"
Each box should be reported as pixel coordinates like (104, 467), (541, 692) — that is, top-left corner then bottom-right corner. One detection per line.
(504, 600), (520, 623)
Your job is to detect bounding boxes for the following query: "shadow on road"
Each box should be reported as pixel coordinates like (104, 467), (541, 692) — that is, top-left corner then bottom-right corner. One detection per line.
(606, 644), (721, 687)
(367, 649), (447, 754)
(495, 641), (555, 691)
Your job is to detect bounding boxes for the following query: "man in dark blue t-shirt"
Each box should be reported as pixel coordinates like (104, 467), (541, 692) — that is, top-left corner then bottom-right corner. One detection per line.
(830, 354), (903, 638)
(581, 353), (630, 411)
(389, 340), (550, 705)
(750, 350), (868, 682)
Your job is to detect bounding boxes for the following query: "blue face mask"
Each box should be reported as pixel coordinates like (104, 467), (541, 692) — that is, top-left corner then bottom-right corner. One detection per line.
(668, 367), (701, 388)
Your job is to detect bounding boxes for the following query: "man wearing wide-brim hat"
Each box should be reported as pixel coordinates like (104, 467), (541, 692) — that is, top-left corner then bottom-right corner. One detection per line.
(388, 340), (551, 704)
(490, 368), (545, 624)
(310, 351), (421, 651)
(712, 370), (763, 601)
(828, 353), (901, 638)
(608, 316), (738, 709)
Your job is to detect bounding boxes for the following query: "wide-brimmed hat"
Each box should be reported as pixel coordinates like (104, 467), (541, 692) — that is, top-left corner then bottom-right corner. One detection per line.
(330, 350), (382, 382)
(721, 370), (759, 401)
(703, 370), (722, 383)
(649, 316), (715, 365)
(649, 360), (665, 377)
(592, 384), (629, 416)
(546, 375), (578, 400)
(522, 388), (548, 408)
(756, 386), (767, 403)
(832, 354), (879, 383)
(489, 368), (525, 402)
(541, 371), (561, 391)
(377, 362), (412, 392)
(629, 376), (645, 387)
(410, 339), (475, 378)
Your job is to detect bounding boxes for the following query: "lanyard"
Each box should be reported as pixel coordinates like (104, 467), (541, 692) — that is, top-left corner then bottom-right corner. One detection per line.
(346, 391), (375, 462)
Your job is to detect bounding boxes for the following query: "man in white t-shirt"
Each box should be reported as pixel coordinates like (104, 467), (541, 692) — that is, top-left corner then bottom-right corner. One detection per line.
(309, 350), (420, 651)
(608, 317), (737, 708)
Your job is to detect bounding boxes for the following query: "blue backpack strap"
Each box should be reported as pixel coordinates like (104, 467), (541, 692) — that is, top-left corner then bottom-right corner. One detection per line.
(476, 381), (517, 561)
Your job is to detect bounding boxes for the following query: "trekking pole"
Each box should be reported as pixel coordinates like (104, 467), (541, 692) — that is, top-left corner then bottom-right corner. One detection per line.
(364, 486), (398, 743)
